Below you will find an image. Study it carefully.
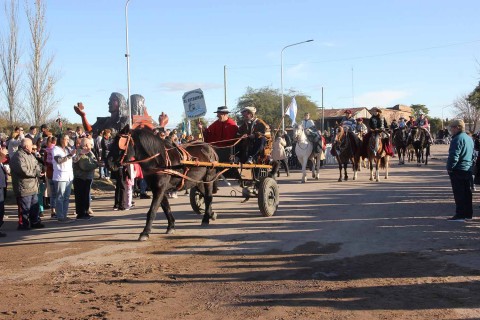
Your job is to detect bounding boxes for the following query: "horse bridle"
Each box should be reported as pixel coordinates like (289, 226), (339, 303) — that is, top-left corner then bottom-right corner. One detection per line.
(118, 133), (135, 165)
(117, 131), (192, 168)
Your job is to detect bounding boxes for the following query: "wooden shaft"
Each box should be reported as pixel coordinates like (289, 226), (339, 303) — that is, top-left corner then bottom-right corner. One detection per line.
(180, 160), (272, 169)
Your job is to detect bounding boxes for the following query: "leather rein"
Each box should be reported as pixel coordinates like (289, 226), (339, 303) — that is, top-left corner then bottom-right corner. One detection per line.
(117, 132), (228, 188)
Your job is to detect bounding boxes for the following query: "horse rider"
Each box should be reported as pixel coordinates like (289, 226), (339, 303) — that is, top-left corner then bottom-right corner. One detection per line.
(198, 106), (238, 162)
(415, 112), (433, 144)
(302, 112), (316, 130)
(355, 118), (368, 137)
(237, 106), (268, 164)
(406, 115), (416, 129)
(341, 109), (357, 133)
(390, 119), (399, 132)
(398, 116), (407, 129)
(362, 107), (394, 157)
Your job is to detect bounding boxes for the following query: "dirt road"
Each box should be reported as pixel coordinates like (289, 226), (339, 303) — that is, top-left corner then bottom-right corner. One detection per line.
(1, 144), (479, 320)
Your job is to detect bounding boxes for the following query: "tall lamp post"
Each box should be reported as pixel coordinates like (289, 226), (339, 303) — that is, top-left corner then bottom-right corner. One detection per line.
(125, 0), (132, 126)
(281, 39), (314, 132)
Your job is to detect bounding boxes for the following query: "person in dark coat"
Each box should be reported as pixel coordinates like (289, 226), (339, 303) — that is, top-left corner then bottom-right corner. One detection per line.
(236, 106), (267, 164)
(10, 138), (44, 230)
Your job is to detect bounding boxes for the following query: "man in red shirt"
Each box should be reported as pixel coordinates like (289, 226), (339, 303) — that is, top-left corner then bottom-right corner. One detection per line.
(198, 106), (238, 162)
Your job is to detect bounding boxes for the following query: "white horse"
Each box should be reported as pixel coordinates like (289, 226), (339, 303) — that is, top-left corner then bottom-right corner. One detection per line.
(293, 124), (322, 183)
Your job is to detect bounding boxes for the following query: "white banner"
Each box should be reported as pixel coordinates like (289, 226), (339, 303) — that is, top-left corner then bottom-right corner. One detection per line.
(182, 89), (207, 120)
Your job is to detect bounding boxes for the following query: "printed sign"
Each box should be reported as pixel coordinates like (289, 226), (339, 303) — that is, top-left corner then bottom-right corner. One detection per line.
(182, 89), (207, 120)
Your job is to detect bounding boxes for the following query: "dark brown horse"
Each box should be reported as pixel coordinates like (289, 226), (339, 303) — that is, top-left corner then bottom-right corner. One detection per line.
(107, 125), (219, 241)
(367, 130), (390, 182)
(392, 128), (408, 165)
(408, 126), (430, 166)
(332, 126), (362, 182)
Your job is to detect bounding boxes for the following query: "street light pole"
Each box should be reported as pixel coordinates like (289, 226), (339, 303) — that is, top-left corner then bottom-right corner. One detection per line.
(281, 39), (314, 132)
(125, 0), (132, 126)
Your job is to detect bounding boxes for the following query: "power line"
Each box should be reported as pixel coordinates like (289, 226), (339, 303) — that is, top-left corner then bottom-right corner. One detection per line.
(226, 39), (480, 70)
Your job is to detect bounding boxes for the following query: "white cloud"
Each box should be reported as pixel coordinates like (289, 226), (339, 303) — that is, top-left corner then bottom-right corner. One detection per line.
(321, 42), (335, 47)
(158, 82), (223, 92)
(356, 90), (410, 107)
(286, 62), (309, 79)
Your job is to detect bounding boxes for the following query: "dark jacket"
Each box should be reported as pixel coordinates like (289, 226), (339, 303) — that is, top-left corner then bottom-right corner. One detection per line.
(369, 115), (385, 131)
(73, 151), (99, 180)
(10, 147), (42, 197)
(237, 118), (267, 138)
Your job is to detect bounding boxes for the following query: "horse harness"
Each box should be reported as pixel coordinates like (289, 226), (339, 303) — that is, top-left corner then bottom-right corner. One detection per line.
(118, 132), (228, 189)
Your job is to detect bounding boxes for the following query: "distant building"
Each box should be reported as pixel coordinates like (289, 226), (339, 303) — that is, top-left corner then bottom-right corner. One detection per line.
(316, 105), (412, 131)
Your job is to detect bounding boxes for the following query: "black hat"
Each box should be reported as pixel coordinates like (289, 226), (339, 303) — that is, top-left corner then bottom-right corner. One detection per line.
(214, 106), (230, 114)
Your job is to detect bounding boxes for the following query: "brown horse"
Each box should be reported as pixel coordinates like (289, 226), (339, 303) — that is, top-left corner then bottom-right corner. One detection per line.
(332, 126), (362, 182)
(408, 126), (430, 166)
(367, 130), (390, 182)
(393, 127), (408, 165)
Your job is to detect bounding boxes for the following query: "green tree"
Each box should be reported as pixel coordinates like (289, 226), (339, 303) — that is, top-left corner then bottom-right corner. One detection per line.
(235, 87), (318, 129)
(429, 117), (443, 136)
(410, 104), (430, 117)
(467, 81), (480, 110)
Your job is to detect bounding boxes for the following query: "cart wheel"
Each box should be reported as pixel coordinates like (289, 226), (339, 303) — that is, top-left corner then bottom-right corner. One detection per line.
(189, 186), (204, 215)
(258, 177), (279, 217)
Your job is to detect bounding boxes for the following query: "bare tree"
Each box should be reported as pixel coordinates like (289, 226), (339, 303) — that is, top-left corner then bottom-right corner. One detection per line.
(453, 94), (480, 133)
(0, 0), (22, 129)
(25, 0), (58, 125)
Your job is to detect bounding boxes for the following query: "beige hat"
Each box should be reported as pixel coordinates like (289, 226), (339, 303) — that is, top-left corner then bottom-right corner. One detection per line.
(370, 107), (382, 113)
(241, 106), (256, 114)
(449, 119), (465, 131)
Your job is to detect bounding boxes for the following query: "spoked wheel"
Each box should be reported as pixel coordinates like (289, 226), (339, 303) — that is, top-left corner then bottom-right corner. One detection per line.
(189, 186), (204, 215)
(258, 177), (279, 217)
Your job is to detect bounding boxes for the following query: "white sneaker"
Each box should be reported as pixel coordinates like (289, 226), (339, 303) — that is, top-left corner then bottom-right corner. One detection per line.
(171, 192), (178, 199)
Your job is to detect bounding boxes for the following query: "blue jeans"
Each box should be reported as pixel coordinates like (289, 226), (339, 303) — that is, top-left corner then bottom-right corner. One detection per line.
(139, 178), (147, 194)
(17, 194), (40, 227)
(54, 180), (72, 219)
(0, 188), (4, 228)
(48, 179), (57, 209)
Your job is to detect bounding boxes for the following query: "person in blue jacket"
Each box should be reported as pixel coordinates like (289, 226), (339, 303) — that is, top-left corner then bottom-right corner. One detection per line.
(446, 119), (474, 221)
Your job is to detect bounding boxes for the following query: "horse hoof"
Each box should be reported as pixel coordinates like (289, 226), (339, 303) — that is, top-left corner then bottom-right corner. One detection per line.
(138, 234), (149, 241)
(338, 178), (342, 182)
(210, 212), (217, 221)
(201, 220), (210, 226)
(166, 228), (176, 234)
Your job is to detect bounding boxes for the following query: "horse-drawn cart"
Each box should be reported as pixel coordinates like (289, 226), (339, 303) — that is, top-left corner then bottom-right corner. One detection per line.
(184, 160), (279, 218)
(108, 125), (279, 241)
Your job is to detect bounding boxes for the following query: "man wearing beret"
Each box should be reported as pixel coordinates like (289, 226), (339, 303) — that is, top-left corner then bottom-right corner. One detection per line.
(446, 119), (474, 221)
(237, 106), (267, 164)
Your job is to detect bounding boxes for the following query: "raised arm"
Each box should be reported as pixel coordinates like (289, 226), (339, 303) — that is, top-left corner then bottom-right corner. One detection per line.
(74, 102), (93, 132)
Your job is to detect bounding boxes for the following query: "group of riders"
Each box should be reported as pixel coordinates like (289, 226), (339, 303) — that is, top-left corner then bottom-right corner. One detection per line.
(336, 108), (433, 158)
(199, 104), (433, 167)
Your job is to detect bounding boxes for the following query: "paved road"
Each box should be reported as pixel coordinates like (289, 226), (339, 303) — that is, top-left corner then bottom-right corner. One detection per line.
(1, 144), (479, 319)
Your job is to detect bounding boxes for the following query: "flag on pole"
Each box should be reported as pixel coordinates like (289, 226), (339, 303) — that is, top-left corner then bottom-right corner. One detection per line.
(285, 96), (298, 124)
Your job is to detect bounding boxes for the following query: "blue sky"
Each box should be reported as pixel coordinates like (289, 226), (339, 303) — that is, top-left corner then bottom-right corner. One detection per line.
(2, 0), (480, 127)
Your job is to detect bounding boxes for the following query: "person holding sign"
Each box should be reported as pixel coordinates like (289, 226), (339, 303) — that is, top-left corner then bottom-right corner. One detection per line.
(198, 106), (238, 162)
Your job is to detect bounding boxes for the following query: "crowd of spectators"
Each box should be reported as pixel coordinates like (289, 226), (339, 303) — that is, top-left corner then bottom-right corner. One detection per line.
(0, 123), (161, 236)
